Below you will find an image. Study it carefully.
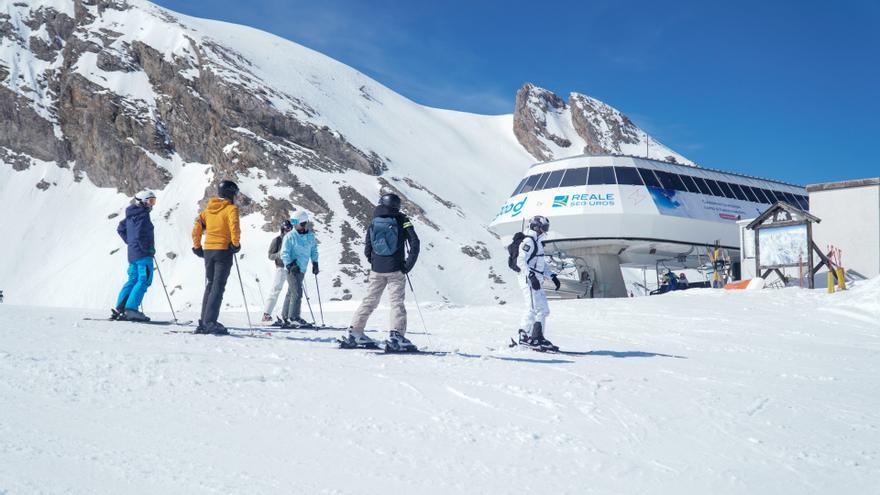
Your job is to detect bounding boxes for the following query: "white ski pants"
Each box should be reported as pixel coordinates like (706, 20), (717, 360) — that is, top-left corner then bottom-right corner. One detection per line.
(519, 275), (549, 335)
(262, 266), (287, 315)
(350, 270), (407, 335)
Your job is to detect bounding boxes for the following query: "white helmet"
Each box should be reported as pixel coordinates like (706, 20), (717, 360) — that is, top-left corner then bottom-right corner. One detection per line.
(291, 211), (310, 225)
(134, 190), (156, 203)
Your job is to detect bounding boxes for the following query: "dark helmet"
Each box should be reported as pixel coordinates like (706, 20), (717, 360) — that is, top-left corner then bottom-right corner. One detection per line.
(218, 180), (239, 201)
(379, 193), (401, 211)
(280, 219), (293, 233)
(529, 215), (550, 234)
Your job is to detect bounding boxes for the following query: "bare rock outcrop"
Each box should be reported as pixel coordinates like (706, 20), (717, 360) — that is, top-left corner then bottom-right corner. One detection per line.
(513, 83), (571, 161)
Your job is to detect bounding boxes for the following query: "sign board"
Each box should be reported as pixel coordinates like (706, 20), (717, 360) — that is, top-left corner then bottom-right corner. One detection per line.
(758, 224), (809, 267)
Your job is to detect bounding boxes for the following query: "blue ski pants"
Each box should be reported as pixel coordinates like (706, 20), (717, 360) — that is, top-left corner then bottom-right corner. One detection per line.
(116, 257), (153, 310)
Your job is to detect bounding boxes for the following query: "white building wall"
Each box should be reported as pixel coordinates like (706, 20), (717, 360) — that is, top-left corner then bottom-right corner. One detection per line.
(738, 219), (756, 279)
(808, 181), (880, 278)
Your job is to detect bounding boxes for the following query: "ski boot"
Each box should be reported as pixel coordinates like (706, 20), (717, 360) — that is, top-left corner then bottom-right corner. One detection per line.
(272, 317), (285, 327)
(110, 306), (126, 320)
(528, 322), (557, 351)
(261, 313), (273, 323)
(518, 328), (531, 344)
(385, 330), (418, 353)
(205, 321), (229, 335)
(338, 329), (379, 349)
(194, 319), (209, 334)
(293, 316), (314, 329)
(123, 308), (150, 322)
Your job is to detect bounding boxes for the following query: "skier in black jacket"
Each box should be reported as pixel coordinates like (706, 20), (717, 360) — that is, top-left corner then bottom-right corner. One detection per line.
(342, 193), (420, 351)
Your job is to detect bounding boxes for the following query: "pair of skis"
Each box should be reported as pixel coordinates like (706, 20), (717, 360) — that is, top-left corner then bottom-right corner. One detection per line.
(265, 320), (347, 331)
(336, 336), (423, 354)
(82, 317), (193, 326)
(509, 337), (558, 353)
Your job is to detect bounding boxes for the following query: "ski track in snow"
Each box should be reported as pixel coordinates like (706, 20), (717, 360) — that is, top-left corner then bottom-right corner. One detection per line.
(1, 281), (880, 494)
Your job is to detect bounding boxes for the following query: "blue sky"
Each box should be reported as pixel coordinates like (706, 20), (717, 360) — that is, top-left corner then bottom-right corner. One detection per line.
(153, 0), (878, 185)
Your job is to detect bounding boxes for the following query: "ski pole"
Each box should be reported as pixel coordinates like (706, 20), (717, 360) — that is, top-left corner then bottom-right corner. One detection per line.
(405, 272), (433, 349)
(233, 253), (253, 329)
(301, 276), (317, 327)
(153, 256), (178, 323)
(314, 273), (325, 327)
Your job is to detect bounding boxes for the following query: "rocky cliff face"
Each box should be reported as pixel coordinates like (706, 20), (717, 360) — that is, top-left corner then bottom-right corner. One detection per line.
(513, 83), (691, 165)
(1, 0), (383, 199)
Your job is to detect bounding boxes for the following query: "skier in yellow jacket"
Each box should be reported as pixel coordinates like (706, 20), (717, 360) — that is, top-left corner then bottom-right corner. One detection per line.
(192, 180), (241, 334)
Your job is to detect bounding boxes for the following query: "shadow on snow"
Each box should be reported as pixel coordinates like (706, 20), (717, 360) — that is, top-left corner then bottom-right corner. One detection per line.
(586, 350), (687, 359)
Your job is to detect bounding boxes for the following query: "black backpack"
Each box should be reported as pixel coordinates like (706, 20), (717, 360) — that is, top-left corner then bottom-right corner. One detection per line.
(507, 233), (537, 272)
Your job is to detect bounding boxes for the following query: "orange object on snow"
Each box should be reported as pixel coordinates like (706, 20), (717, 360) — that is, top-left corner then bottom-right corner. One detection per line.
(724, 279), (752, 290)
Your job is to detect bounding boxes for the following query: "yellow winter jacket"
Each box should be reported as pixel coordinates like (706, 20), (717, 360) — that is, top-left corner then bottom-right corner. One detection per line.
(192, 198), (241, 250)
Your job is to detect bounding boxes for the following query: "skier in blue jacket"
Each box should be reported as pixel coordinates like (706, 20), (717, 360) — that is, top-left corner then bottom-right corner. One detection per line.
(113, 190), (157, 322)
(280, 211), (319, 327)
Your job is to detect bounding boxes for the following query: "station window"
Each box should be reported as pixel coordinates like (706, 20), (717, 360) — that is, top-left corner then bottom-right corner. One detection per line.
(680, 175), (702, 194)
(540, 169), (566, 190)
(654, 170), (687, 191)
(781, 191), (799, 205)
(740, 185), (760, 203)
(728, 183), (748, 201)
(704, 179), (724, 197)
(750, 187), (771, 203)
(559, 167), (589, 187)
(797, 195), (810, 210)
(763, 190), (781, 202)
(511, 178), (527, 196)
(587, 166), (616, 185)
(534, 172), (551, 191)
(614, 167), (644, 185)
(717, 181), (737, 199)
(636, 168), (662, 188)
(691, 176), (712, 195)
(519, 174), (542, 194)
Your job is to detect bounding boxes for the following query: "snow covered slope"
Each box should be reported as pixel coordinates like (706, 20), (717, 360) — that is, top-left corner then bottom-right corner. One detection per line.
(1, 280), (878, 493)
(0, 0), (534, 308)
(0, 0), (690, 310)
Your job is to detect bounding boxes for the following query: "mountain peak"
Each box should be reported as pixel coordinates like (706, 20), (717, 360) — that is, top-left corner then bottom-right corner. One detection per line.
(513, 84), (691, 165)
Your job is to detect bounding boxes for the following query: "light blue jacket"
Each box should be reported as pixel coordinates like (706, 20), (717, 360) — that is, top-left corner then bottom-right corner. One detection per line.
(281, 230), (318, 272)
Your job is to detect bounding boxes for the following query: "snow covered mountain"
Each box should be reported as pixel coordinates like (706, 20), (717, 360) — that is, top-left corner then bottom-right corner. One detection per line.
(0, 0), (689, 310)
(513, 83), (692, 164)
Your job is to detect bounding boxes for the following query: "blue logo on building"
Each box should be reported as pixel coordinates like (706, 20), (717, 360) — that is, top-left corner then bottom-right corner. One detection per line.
(553, 195), (569, 208)
(495, 197), (528, 219)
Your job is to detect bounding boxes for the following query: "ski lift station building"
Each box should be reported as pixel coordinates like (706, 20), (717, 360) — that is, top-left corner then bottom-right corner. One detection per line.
(489, 155), (808, 297)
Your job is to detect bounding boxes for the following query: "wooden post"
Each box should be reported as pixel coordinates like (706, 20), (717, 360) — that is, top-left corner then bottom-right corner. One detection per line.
(799, 255), (804, 288)
(806, 223), (815, 289)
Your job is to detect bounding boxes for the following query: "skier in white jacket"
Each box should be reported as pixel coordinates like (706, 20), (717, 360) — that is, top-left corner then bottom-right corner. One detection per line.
(517, 215), (560, 349)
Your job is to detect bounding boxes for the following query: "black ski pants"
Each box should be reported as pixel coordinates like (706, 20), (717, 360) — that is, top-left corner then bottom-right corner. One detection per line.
(201, 249), (233, 326)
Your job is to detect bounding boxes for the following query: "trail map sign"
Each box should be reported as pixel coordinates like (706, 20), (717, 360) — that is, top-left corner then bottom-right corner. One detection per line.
(746, 201), (825, 288)
(758, 224), (809, 267)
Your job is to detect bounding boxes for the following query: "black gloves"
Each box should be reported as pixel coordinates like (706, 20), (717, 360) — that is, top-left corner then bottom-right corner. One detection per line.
(528, 271), (541, 290)
(551, 274), (561, 291)
(312, 262), (319, 275)
(286, 263), (300, 274)
(229, 243), (241, 254)
(192, 247), (204, 258)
